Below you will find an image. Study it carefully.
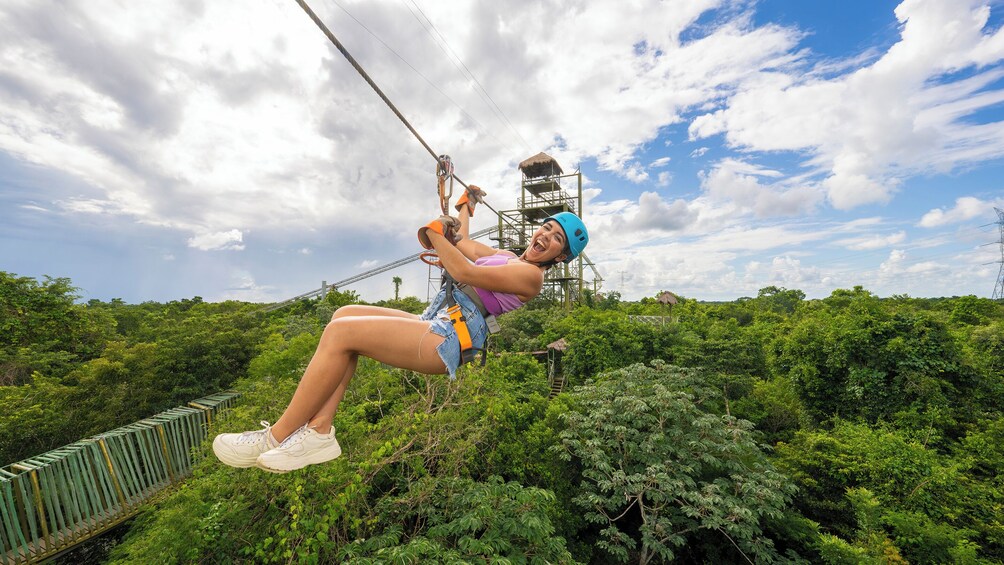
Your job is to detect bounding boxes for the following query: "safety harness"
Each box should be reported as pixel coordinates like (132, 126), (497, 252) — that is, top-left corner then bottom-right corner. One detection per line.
(438, 271), (499, 367)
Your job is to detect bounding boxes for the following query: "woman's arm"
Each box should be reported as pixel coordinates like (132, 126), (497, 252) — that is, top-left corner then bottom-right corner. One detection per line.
(429, 231), (542, 302)
(454, 205), (512, 261)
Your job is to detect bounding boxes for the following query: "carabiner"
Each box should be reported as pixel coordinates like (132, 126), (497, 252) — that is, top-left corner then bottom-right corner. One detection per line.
(436, 154), (455, 216)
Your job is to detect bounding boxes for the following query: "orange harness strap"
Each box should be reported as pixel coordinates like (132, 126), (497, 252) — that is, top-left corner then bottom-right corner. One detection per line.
(441, 274), (485, 367)
(447, 303), (474, 354)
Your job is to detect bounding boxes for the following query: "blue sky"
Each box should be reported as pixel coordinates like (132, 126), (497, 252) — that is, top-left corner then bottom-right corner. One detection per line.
(1, 0), (1003, 303)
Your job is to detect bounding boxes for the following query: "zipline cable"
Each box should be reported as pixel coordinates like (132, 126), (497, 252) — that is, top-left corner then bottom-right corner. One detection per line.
(293, 0), (518, 229)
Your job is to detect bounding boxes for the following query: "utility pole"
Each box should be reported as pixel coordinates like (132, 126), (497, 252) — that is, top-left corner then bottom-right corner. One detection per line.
(993, 207), (1004, 300)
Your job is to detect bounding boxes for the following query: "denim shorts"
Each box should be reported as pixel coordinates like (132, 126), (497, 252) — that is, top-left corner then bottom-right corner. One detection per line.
(420, 286), (488, 379)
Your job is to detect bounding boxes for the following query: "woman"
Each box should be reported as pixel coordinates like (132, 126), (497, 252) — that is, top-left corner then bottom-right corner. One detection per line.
(213, 188), (589, 473)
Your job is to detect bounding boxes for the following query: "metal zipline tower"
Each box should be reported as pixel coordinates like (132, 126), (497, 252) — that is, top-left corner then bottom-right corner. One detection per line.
(493, 152), (592, 307)
(993, 207), (1004, 300)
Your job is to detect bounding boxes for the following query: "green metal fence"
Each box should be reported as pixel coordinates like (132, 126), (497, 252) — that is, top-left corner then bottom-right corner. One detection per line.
(0, 391), (239, 564)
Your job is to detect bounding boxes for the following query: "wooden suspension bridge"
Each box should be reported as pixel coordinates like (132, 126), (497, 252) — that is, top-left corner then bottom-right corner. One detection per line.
(0, 392), (238, 564)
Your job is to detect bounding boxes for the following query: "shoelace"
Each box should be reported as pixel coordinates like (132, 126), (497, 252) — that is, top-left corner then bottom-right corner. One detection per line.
(278, 424), (311, 448)
(234, 421), (272, 445)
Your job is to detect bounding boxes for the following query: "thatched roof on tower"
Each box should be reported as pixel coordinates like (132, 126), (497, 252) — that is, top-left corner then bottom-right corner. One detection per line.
(519, 152), (564, 178)
(547, 338), (569, 351)
(657, 291), (678, 305)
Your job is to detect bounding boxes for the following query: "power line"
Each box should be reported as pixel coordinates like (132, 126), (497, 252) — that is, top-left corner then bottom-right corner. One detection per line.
(401, 0), (533, 154)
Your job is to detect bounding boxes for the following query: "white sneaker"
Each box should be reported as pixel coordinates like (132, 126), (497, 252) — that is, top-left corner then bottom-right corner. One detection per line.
(256, 426), (342, 473)
(212, 421), (279, 468)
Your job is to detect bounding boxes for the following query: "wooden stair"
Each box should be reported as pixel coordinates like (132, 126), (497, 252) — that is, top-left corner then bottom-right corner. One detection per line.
(549, 374), (565, 398)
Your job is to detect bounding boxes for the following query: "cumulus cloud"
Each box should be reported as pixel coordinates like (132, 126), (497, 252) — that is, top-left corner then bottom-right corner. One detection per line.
(743, 255), (824, 288)
(0, 0), (809, 251)
(624, 163), (649, 183)
(700, 159), (822, 217)
(187, 229), (244, 251)
(689, 0), (1004, 210)
(879, 248), (941, 276)
(918, 196), (989, 227)
(632, 191), (698, 231)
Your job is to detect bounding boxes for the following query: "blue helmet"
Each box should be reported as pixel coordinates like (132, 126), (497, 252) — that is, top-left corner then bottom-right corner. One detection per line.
(544, 212), (589, 263)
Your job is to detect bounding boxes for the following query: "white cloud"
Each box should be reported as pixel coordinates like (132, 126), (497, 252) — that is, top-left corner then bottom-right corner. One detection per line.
(19, 203), (49, 213)
(879, 248), (941, 276)
(918, 196), (989, 227)
(57, 198), (123, 215)
(743, 255), (824, 288)
(700, 159), (822, 217)
(1, 0), (1001, 303)
(689, 0), (1004, 210)
(215, 271), (276, 302)
(187, 229), (244, 251)
(624, 163), (649, 183)
(836, 230), (907, 250)
(0, 0), (807, 249)
(626, 192), (698, 231)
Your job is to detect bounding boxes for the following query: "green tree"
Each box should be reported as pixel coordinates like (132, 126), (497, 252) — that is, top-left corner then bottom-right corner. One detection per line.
(324, 288), (361, 310)
(392, 276), (402, 301)
(756, 286), (806, 315)
(372, 295), (427, 314)
(559, 361), (795, 564)
(949, 295), (997, 326)
(774, 288), (974, 426)
(546, 309), (687, 383)
(0, 272), (114, 383)
(336, 476), (575, 563)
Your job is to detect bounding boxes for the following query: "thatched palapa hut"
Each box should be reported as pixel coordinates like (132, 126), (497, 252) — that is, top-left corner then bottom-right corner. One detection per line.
(518, 152), (563, 179)
(657, 291), (678, 306)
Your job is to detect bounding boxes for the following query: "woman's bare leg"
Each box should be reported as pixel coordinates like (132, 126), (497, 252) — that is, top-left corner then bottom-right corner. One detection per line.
(306, 375), (350, 435)
(301, 305), (422, 434)
(330, 304), (422, 322)
(270, 313), (446, 441)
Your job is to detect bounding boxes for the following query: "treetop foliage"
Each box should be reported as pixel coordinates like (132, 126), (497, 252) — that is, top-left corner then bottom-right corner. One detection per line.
(3, 272), (1002, 563)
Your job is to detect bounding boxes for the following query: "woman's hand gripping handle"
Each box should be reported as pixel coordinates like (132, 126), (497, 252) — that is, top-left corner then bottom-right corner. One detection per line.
(417, 215), (462, 249)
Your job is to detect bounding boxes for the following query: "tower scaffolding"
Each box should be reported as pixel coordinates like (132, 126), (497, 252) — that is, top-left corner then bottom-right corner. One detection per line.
(492, 152), (601, 306)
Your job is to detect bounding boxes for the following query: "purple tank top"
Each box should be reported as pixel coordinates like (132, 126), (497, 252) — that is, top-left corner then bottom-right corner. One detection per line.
(472, 253), (526, 316)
